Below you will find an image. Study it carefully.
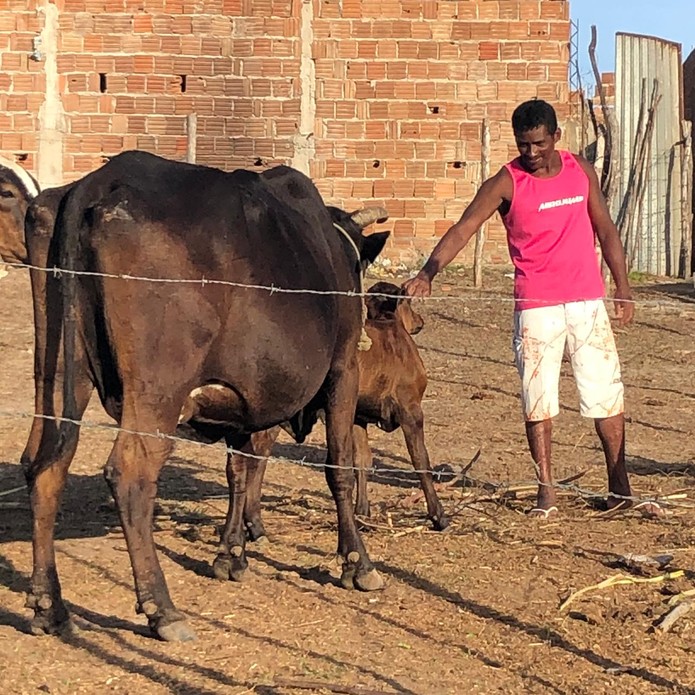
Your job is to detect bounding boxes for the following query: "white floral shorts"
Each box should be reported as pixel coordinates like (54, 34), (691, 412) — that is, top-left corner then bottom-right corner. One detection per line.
(512, 300), (624, 421)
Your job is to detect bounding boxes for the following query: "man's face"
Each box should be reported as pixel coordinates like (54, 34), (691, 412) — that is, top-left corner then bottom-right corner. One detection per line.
(514, 125), (560, 172)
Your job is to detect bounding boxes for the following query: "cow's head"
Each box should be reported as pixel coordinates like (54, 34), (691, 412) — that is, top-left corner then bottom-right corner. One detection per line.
(327, 205), (390, 272)
(0, 161), (39, 264)
(365, 281), (425, 335)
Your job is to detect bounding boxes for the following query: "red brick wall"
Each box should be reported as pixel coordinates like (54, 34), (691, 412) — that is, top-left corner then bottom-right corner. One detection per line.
(0, 0), (45, 173)
(1, 0), (571, 265)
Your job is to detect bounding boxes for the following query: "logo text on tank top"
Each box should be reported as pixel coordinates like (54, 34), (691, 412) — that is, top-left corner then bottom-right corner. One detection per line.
(537, 195), (585, 212)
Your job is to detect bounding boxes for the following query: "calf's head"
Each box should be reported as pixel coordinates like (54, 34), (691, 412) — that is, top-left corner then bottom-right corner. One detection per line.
(365, 281), (425, 335)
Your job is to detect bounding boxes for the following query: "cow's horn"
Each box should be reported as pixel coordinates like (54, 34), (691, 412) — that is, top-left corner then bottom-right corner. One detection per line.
(351, 206), (389, 228)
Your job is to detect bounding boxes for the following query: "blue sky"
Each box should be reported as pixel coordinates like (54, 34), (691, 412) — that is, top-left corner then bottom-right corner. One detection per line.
(571, 0), (694, 83)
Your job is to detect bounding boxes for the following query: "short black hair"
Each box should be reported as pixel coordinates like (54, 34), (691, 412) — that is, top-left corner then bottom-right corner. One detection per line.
(511, 99), (558, 135)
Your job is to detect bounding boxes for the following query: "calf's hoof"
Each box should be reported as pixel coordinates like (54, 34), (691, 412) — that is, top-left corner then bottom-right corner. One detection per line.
(212, 548), (248, 582)
(354, 501), (371, 518)
(245, 521), (268, 543)
(431, 514), (450, 531)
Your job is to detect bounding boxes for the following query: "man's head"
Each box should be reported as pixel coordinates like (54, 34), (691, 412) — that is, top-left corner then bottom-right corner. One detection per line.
(511, 99), (561, 173)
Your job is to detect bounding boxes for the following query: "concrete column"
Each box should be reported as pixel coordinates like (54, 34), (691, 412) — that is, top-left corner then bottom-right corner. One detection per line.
(290, 0), (316, 176)
(37, 0), (66, 188)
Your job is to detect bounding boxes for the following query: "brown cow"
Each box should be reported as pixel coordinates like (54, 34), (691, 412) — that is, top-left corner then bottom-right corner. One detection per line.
(211, 280), (449, 547)
(22, 152), (390, 642)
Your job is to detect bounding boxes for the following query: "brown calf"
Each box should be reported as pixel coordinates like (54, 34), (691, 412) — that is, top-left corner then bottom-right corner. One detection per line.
(235, 280), (448, 545)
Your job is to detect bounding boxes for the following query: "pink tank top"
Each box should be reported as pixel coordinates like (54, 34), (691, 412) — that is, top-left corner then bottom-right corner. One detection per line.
(502, 150), (605, 310)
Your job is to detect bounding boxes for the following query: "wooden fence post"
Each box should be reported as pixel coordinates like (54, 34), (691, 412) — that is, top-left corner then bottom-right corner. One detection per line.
(473, 118), (490, 288)
(186, 113), (197, 164)
(680, 120), (693, 278)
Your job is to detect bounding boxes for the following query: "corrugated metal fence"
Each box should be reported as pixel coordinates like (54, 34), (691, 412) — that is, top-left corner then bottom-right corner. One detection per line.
(614, 33), (692, 276)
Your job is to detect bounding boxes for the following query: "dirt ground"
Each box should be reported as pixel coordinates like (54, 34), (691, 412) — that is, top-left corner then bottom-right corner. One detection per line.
(2, 265), (695, 694)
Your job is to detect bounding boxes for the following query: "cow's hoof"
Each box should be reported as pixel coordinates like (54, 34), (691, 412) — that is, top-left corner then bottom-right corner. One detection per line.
(354, 568), (384, 592)
(26, 593), (72, 636)
(212, 552), (248, 582)
(340, 555), (384, 591)
(431, 514), (450, 532)
(30, 614), (75, 637)
(155, 619), (197, 643)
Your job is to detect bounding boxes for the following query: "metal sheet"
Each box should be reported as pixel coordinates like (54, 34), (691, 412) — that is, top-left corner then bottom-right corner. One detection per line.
(614, 32), (685, 276)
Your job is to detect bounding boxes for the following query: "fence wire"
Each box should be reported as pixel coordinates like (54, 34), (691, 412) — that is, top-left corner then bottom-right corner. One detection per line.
(0, 408), (688, 512)
(3, 259), (695, 312)
(0, 258), (693, 515)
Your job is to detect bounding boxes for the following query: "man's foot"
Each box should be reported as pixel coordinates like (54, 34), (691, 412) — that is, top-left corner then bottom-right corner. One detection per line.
(604, 499), (667, 519)
(527, 505), (558, 520)
(533, 482), (557, 516)
(632, 500), (667, 518)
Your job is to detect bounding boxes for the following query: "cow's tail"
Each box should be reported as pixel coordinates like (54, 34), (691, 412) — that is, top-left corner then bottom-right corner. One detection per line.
(55, 187), (82, 444)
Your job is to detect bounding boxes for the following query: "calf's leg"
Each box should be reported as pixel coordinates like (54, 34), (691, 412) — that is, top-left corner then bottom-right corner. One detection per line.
(243, 427), (280, 542)
(213, 434), (252, 581)
(399, 405), (448, 530)
(353, 423), (372, 518)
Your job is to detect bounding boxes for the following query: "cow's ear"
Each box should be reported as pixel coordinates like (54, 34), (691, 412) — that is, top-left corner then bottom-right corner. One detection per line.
(360, 230), (390, 265)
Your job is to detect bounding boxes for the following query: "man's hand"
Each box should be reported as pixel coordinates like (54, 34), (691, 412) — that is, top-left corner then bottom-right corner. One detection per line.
(402, 271), (432, 298)
(613, 287), (634, 326)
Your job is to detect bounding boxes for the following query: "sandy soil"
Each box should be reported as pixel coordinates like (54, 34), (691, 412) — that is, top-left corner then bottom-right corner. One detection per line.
(1, 266), (695, 694)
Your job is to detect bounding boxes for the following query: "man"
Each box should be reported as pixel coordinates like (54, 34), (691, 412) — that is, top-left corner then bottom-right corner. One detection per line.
(403, 99), (662, 519)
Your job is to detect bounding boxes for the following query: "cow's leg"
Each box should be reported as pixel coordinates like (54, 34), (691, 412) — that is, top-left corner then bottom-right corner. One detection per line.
(399, 405), (449, 531)
(104, 406), (194, 642)
(243, 427), (279, 543)
(21, 376), (94, 636)
(353, 423), (372, 518)
(213, 434), (252, 581)
(324, 362), (383, 592)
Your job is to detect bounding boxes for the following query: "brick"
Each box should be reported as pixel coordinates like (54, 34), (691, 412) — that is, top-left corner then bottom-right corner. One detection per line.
(451, 21), (472, 40)
(479, 41), (500, 60)
(393, 220), (415, 238)
(540, 1), (568, 19)
(519, 1), (541, 19)
(529, 21), (550, 37)
(549, 22), (570, 41)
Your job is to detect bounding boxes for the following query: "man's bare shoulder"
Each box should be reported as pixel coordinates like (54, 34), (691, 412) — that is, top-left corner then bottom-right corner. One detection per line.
(489, 165), (513, 202)
(570, 152), (599, 179)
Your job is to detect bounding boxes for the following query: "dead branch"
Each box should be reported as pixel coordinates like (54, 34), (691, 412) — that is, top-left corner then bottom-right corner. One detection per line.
(560, 570), (685, 612)
(589, 25), (617, 202)
(274, 677), (396, 695)
(656, 599), (694, 633)
(0, 485), (26, 498)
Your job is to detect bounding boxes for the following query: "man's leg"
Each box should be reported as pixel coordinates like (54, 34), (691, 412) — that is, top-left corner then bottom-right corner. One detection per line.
(513, 305), (566, 517)
(594, 413), (631, 509)
(568, 301), (663, 517)
(525, 419), (557, 515)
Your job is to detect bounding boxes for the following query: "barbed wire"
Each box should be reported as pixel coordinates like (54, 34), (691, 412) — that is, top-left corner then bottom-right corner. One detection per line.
(0, 258), (692, 514)
(0, 407), (687, 511)
(3, 260), (695, 312)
